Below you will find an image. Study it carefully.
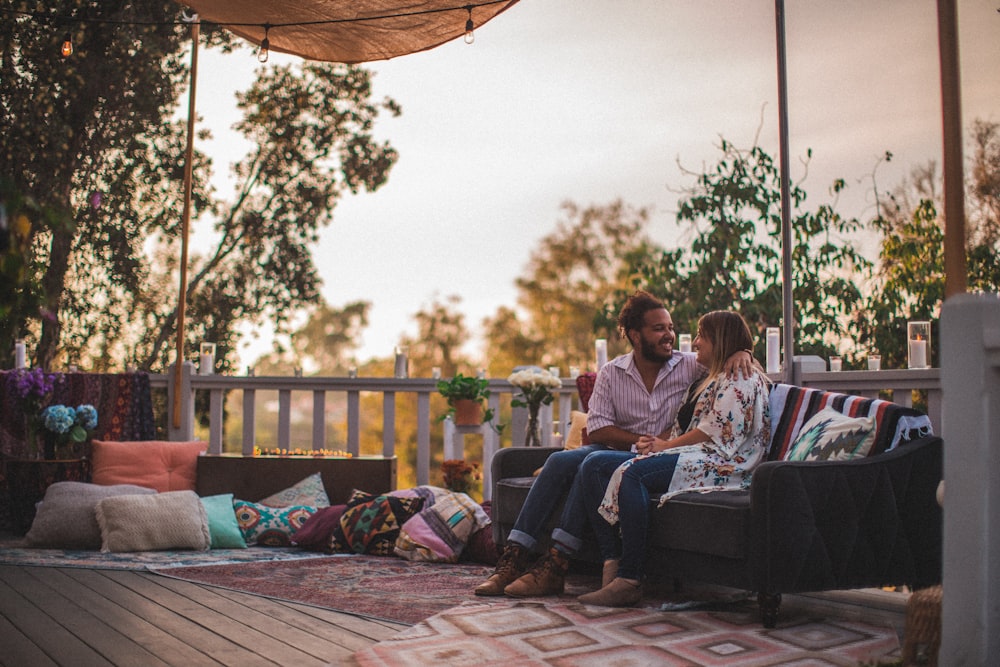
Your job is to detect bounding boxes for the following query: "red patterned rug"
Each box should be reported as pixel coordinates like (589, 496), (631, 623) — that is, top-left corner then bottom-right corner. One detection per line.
(354, 599), (902, 666)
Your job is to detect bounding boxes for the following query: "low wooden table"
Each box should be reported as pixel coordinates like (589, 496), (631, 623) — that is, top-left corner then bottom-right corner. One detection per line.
(195, 454), (397, 504)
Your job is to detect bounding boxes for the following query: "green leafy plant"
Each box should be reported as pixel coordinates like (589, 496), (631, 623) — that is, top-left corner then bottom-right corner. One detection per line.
(436, 373), (498, 429)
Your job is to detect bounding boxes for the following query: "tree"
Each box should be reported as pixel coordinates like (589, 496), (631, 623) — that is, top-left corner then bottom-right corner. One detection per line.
(484, 200), (657, 374)
(851, 119), (1000, 368)
(1, 3), (400, 372)
(603, 139), (871, 360)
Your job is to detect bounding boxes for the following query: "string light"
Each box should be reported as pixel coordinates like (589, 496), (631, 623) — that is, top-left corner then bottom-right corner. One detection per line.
(257, 23), (270, 63)
(464, 6), (475, 44)
(60, 32), (73, 57)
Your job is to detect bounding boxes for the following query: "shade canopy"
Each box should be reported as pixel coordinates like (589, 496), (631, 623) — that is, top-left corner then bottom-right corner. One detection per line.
(179, 0), (520, 63)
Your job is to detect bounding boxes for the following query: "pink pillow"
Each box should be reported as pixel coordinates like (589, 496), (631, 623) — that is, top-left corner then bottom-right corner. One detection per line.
(91, 440), (207, 492)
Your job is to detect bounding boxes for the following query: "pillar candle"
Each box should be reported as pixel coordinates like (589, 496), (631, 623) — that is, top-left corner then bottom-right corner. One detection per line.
(678, 334), (692, 354)
(595, 339), (608, 370)
(14, 340), (26, 369)
(909, 339), (927, 369)
(766, 328), (780, 374)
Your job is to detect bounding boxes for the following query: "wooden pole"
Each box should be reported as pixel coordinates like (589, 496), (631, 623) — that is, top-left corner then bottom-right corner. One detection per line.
(173, 19), (200, 429)
(937, 0), (967, 298)
(774, 0), (795, 383)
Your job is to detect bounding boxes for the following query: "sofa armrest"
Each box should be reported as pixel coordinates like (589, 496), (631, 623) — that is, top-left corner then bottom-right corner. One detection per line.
(491, 446), (563, 482)
(749, 435), (943, 594)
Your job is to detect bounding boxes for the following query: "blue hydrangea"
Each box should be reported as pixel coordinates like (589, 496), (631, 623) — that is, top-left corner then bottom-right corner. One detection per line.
(41, 405), (76, 434)
(76, 404), (98, 430)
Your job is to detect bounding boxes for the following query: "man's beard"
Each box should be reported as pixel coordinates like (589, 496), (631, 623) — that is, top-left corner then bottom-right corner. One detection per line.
(640, 336), (673, 364)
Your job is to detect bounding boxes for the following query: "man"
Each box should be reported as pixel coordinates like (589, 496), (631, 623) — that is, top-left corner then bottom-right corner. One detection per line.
(474, 290), (752, 597)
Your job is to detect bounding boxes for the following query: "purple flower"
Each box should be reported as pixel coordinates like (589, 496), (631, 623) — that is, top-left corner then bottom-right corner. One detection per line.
(13, 368), (60, 407)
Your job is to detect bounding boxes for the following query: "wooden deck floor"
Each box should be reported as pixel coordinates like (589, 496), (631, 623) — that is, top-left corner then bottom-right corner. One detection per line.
(0, 565), (407, 666)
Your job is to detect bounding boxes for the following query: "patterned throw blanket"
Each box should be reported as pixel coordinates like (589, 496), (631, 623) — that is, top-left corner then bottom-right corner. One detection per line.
(767, 383), (933, 461)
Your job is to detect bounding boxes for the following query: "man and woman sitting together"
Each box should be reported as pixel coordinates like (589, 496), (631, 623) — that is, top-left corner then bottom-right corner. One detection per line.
(475, 290), (771, 607)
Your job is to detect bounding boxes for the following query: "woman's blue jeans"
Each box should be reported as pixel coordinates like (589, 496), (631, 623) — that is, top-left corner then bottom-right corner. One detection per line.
(582, 451), (679, 581)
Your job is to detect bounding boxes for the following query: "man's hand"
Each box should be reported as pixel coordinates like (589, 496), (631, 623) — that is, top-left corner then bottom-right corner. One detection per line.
(723, 349), (754, 379)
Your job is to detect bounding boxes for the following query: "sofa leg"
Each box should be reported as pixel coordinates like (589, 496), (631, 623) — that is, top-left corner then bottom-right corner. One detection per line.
(757, 592), (781, 628)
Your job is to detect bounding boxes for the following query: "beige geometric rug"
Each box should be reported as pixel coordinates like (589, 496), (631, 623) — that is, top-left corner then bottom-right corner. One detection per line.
(354, 599), (901, 666)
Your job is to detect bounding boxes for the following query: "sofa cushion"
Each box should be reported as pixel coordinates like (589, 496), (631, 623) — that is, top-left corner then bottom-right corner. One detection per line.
(200, 493), (247, 549)
(291, 504), (348, 551)
(91, 440), (207, 492)
(785, 408), (876, 462)
(25, 481), (158, 549)
(257, 472), (330, 508)
(394, 490), (490, 563)
(330, 492), (424, 556)
(96, 490), (210, 553)
(234, 500), (316, 546)
(649, 490), (751, 559)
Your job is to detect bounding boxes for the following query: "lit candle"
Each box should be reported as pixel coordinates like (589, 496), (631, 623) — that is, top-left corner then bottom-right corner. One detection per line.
(394, 345), (409, 378)
(868, 354), (881, 371)
(199, 342), (216, 375)
(829, 356), (842, 372)
(678, 334), (692, 354)
(431, 366), (441, 379)
(595, 338), (608, 370)
(909, 338), (927, 369)
(14, 339), (26, 369)
(548, 366), (560, 379)
(766, 328), (780, 374)
(568, 366), (580, 379)
(348, 366), (358, 378)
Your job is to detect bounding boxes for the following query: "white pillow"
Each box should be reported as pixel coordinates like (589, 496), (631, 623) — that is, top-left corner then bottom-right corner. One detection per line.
(96, 490), (210, 552)
(785, 408), (876, 462)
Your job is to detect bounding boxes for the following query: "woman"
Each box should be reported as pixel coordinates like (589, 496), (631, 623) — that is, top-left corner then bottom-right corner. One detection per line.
(578, 310), (771, 607)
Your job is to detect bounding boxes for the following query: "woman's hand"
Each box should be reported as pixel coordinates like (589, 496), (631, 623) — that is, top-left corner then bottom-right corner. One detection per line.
(723, 349), (754, 379)
(635, 435), (667, 455)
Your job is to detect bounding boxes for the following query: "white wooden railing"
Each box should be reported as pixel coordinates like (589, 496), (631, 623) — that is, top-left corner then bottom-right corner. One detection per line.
(149, 361), (942, 499)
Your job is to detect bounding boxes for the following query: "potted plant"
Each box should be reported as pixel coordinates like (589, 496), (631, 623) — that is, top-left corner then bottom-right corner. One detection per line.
(436, 373), (496, 427)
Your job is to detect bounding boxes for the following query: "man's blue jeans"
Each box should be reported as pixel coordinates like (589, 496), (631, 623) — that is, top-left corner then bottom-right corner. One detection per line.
(582, 450), (679, 581)
(508, 445), (634, 555)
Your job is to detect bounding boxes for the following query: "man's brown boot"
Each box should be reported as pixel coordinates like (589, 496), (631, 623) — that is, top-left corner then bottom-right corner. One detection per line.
(504, 547), (569, 597)
(474, 543), (530, 596)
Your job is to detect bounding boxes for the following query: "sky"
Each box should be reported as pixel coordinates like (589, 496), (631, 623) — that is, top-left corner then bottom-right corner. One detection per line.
(188, 1), (1000, 368)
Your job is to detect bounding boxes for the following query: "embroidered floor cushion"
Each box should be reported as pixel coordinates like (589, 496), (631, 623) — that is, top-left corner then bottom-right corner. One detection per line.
(330, 491), (424, 556)
(234, 500), (316, 546)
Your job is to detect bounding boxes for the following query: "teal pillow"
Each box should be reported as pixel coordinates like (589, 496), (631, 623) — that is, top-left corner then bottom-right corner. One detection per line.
(200, 494), (247, 549)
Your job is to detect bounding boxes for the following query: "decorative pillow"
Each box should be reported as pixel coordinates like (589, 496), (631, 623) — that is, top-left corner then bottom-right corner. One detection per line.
(785, 408), (877, 462)
(291, 504), (347, 551)
(564, 410), (589, 450)
(234, 500), (316, 546)
(330, 492), (424, 556)
(464, 500), (499, 566)
(394, 490), (490, 563)
(96, 490), (210, 553)
(91, 440), (207, 492)
(25, 481), (157, 549)
(200, 494), (247, 549)
(257, 472), (331, 508)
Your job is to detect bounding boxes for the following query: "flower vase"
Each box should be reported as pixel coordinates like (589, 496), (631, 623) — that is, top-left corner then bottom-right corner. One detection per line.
(525, 406), (542, 447)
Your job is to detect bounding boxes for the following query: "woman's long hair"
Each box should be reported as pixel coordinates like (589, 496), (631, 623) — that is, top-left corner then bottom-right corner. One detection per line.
(693, 311), (759, 396)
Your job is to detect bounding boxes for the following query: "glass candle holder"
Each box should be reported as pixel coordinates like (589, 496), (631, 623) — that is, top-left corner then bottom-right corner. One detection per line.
(394, 345), (409, 378)
(867, 353), (881, 371)
(678, 334), (692, 354)
(829, 356), (842, 371)
(766, 328), (780, 374)
(907, 321), (931, 369)
(199, 342), (216, 375)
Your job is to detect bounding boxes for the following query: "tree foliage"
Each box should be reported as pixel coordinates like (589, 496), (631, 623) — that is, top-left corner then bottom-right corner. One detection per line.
(484, 200), (656, 374)
(603, 139), (871, 360)
(0, 2), (399, 373)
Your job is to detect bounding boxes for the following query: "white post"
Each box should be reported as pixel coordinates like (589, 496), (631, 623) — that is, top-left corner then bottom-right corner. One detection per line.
(940, 293), (1000, 665)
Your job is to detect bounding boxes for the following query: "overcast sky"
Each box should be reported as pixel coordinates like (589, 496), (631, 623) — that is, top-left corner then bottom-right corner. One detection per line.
(189, 0), (1000, 368)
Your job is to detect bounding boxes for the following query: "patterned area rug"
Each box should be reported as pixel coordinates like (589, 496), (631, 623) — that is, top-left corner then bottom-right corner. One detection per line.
(0, 534), (334, 570)
(354, 599), (902, 666)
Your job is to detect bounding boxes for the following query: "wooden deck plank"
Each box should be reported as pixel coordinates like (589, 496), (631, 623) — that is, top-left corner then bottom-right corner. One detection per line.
(147, 573), (361, 663)
(29, 567), (225, 667)
(0, 609), (59, 667)
(100, 569), (350, 666)
(0, 570), (112, 666)
(199, 583), (407, 650)
(66, 568), (268, 667)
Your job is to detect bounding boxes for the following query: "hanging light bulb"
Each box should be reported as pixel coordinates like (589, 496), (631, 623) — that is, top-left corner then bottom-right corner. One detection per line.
(257, 24), (271, 63)
(61, 32), (73, 58)
(464, 6), (475, 44)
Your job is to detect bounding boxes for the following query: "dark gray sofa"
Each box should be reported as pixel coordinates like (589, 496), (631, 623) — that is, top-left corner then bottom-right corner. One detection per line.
(490, 381), (943, 627)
